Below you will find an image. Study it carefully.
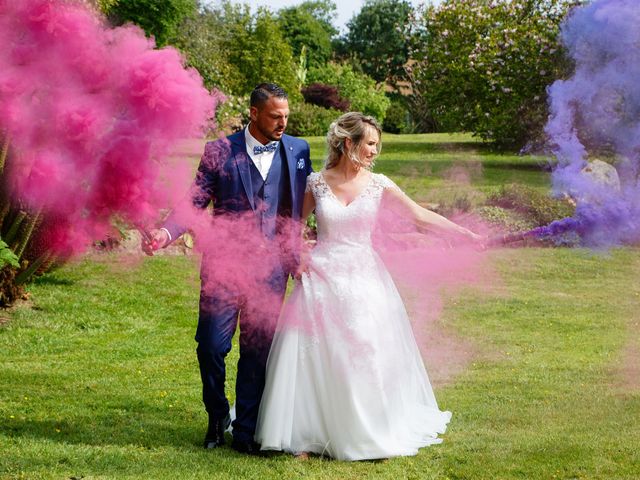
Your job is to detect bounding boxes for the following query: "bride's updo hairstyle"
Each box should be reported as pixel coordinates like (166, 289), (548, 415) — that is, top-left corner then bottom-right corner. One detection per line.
(325, 112), (382, 169)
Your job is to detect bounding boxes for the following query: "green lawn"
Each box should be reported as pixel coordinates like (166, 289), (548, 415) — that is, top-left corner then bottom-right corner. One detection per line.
(307, 132), (552, 205)
(2, 133), (639, 479)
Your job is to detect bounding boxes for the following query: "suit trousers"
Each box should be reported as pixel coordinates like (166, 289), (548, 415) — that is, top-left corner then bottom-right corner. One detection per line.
(195, 266), (287, 443)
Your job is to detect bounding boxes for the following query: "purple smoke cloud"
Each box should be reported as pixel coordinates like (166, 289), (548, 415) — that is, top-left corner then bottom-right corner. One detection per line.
(545, 0), (640, 247)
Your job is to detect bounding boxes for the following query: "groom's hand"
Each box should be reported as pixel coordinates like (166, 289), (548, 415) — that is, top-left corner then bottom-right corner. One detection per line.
(141, 228), (169, 256)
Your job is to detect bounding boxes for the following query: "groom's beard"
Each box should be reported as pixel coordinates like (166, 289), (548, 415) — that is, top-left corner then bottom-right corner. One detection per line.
(264, 127), (285, 142)
(254, 120), (286, 142)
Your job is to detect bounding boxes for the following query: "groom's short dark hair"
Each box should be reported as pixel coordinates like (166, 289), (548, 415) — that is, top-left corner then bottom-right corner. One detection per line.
(250, 83), (288, 108)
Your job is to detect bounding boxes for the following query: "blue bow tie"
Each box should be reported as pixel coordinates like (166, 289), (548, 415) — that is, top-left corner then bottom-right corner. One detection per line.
(253, 143), (278, 155)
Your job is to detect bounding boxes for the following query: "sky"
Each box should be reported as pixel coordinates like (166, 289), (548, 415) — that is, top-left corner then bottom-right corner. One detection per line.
(231, 0), (436, 33)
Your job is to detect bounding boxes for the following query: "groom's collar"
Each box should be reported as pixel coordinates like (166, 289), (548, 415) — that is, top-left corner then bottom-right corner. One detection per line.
(228, 128), (292, 152)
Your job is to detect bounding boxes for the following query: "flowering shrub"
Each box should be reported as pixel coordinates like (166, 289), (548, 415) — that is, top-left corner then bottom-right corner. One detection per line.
(408, 0), (579, 147)
(216, 94), (249, 133)
(287, 103), (341, 137)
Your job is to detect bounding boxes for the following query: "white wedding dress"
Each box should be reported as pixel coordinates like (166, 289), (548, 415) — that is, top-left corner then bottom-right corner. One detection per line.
(255, 171), (451, 461)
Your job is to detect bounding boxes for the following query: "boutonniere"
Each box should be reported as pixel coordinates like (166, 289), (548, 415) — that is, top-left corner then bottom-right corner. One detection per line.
(296, 158), (305, 170)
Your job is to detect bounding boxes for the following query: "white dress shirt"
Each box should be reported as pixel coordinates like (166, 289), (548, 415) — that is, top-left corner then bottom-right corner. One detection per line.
(245, 124), (278, 181)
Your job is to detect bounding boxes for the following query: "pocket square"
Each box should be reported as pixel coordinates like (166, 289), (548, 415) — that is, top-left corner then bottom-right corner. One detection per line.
(296, 158), (305, 170)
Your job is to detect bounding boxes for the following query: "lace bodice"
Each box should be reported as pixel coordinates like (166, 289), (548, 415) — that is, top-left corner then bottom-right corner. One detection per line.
(305, 171), (400, 248)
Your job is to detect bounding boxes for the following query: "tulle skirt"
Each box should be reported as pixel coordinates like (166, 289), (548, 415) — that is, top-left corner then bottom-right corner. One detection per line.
(255, 245), (451, 461)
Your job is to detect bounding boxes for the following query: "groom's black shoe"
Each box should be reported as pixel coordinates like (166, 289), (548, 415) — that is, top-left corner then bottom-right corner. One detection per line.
(203, 413), (231, 449)
(231, 438), (264, 456)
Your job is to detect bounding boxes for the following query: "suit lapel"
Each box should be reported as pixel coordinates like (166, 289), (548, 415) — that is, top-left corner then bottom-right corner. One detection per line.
(230, 130), (255, 211)
(281, 135), (298, 205)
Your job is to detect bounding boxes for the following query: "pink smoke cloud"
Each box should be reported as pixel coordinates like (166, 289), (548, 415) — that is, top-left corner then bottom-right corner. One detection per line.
(0, 0), (223, 255)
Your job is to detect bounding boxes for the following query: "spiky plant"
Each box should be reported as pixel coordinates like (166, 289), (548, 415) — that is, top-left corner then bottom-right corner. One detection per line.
(0, 134), (62, 307)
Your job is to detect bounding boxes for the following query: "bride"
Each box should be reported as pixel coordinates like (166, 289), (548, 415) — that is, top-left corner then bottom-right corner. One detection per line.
(254, 112), (481, 461)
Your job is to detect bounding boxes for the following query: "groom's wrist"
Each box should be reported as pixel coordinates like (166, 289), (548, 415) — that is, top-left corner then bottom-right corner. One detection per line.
(160, 227), (172, 244)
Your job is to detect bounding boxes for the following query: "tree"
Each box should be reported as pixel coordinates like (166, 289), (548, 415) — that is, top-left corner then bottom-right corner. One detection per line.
(169, 2), (300, 100)
(106, 0), (198, 47)
(220, 5), (300, 99)
(343, 0), (414, 86)
(408, 0), (578, 147)
(277, 1), (338, 70)
(169, 4), (235, 93)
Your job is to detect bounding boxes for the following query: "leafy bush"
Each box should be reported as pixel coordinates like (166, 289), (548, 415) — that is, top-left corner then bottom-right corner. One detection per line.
(301, 83), (350, 111)
(307, 63), (390, 122)
(0, 238), (19, 268)
(408, 0), (576, 147)
(287, 103), (341, 137)
(486, 184), (575, 227)
(382, 97), (411, 133)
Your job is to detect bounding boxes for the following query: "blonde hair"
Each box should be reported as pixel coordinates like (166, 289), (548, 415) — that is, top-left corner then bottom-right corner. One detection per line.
(325, 112), (382, 169)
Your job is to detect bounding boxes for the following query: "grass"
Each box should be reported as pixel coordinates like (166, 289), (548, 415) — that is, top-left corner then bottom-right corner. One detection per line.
(307, 132), (552, 206)
(2, 133), (639, 479)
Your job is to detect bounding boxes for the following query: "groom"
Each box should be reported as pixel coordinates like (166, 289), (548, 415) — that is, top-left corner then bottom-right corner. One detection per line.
(143, 83), (312, 454)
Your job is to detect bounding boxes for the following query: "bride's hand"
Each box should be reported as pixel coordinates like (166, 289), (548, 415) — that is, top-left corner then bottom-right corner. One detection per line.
(451, 226), (487, 249)
(294, 246), (312, 280)
(466, 231), (488, 250)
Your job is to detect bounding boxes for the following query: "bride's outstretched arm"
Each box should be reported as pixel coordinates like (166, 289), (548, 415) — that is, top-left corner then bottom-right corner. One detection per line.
(382, 186), (482, 242)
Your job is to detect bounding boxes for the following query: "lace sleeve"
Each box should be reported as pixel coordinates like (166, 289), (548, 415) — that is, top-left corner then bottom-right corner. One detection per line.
(375, 173), (404, 194)
(305, 171), (321, 195)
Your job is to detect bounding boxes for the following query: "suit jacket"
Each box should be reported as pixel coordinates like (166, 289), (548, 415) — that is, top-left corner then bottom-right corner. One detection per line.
(164, 130), (312, 275)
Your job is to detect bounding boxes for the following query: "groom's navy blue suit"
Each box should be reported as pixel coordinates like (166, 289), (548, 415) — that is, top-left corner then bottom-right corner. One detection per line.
(164, 130), (312, 442)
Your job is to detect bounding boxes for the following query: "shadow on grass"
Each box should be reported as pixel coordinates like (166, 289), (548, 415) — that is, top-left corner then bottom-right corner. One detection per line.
(2, 397), (203, 450)
(379, 158), (548, 178)
(32, 275), (75, 287)
(482, 160), (550, 172)
(383, 141), (485, 154)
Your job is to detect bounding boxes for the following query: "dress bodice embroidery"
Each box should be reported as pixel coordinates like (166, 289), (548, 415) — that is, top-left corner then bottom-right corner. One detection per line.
(305, 171), (401, 249)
